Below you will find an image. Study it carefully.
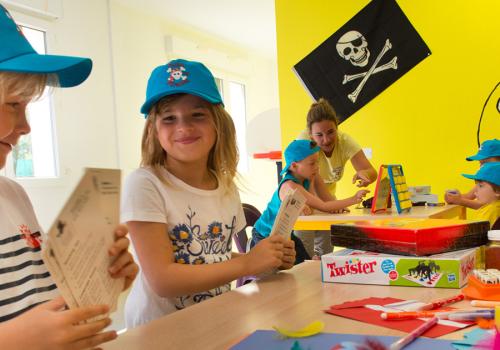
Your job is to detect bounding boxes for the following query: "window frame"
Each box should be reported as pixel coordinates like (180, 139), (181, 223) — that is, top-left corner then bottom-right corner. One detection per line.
(2, 10), (63, 187)
(213, 73), (249, 173)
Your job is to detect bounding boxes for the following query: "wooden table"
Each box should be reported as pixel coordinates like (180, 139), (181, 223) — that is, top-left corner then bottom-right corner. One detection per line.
(103, 261), (472, 350)
(294, 205), (466, 231)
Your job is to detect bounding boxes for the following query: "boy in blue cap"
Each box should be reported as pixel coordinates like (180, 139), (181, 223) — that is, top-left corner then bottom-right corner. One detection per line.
(0, 4), (137, 348)
(446, 139), (500, 209)
(461, 162), (500, 228)
(251, 139), (369, 261)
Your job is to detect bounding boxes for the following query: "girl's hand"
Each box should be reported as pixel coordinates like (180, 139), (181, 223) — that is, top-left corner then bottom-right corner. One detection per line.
(279, 239), (296, 270)
(4, 297), (116, 350)
(245, 235), (284, 275)
(108, 225), (139, 291)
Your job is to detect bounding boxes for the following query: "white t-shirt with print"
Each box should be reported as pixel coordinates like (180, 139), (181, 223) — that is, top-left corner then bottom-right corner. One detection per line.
(0, 176), (58, 322)
(298, 130), (361, 195)
(121, 167), (245, 328)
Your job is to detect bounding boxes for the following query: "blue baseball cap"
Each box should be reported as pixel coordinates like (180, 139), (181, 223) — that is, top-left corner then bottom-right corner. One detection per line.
(281, 140), (320, 175)
(0, 4), (92, 87)
(466, 139), (500, 161)
(462, 162), (500, 186)
(140, 59), (223, 115)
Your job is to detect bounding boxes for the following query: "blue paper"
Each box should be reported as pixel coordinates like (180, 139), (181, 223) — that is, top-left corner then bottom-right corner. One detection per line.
(229, 330), (455, 350)
(451, 328), (492, 350)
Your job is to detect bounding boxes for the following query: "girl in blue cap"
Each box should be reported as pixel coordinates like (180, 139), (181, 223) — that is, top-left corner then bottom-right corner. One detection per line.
(445, 139), (500, 209)
(0, 5), (138, 349)
(121, 58), (296, 327)
(251, 139), (369, 261)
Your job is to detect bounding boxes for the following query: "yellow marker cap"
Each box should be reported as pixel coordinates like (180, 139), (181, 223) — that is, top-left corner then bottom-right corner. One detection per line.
(495, 305), (499, 330)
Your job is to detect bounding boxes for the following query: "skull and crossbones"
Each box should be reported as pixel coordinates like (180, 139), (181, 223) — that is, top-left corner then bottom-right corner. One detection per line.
(336, 31), (398, 103)
(167, 65), (188, 86)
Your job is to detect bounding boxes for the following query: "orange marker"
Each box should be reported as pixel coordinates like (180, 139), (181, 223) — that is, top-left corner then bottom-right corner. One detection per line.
(381, 310), (449, 320)
(471, 300), (500, 308)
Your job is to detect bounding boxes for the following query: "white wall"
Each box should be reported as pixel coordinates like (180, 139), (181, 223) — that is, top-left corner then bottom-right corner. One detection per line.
(5, 0), (281, 229)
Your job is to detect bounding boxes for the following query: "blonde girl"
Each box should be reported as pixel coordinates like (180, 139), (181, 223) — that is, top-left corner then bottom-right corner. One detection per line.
(122, 59), (295, 327)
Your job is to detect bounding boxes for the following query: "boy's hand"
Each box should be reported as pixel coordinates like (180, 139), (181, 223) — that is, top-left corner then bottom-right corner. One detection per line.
(352, 170), (371, 187)
(301, 205), (313, 216)
(245, 235), (284, 275)
(6, 297), (116, 350)
(354, 189), (370, 203)
(444, 191), (461, 204)
(331, 208), (350, 214)
(108, 225), (139, 291)
(279, 239), (296, 270)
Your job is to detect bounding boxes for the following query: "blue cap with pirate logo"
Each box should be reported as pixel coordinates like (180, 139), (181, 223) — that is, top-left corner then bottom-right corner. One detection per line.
(140, 59), (223, 116)
(462, 162), (500, 187)
(0, 4), (92, 87)
(280, 139), (320, 175)
(466, 139), (500, 161)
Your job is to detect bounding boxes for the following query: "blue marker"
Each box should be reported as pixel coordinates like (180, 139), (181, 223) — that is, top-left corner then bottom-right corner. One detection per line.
(447, 309), (494, 321)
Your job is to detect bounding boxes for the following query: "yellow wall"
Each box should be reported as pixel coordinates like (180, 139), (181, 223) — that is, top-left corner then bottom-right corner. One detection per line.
(275, 0), (500, 216)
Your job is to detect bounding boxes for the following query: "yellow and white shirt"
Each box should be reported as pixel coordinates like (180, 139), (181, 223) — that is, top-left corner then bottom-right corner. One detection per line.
(298, 130), (361, 196)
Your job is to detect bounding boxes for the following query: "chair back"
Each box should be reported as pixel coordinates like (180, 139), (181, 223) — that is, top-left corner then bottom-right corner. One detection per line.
(233, 203), (261, 253)
(233, 203), (261, 288)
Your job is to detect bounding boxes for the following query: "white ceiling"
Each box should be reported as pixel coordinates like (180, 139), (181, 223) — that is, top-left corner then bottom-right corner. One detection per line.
(113, 0), (278, 59)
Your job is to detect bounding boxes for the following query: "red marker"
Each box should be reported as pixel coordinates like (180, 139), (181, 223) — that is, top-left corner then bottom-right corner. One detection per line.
(381, 310), (449, 320)
(412, 294), (465, 311)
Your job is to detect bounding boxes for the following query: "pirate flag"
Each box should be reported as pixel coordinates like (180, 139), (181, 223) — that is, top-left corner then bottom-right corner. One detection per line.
(293, 0), (431, 123)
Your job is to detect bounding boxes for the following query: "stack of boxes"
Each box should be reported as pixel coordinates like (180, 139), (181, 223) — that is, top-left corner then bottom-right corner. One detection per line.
(321, 218), (490, 289)
(408, 185), (438, 205)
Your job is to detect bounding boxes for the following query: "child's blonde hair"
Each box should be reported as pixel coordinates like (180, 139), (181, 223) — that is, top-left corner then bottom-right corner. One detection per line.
(0, 72), (50, 103)
(141, 94), (239, 190)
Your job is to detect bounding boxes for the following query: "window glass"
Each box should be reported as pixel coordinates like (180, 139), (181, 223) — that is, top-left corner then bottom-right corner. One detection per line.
(8, 25), (58, 178)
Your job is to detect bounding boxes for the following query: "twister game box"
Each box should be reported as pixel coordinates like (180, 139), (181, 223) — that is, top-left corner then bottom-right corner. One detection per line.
(331, 218), (489, 256)
(321, 248), (477, 288)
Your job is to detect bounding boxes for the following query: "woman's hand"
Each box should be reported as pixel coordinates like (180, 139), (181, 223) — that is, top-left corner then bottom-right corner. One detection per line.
(352, 170), (371, 187)
(108, 225), (139, 291)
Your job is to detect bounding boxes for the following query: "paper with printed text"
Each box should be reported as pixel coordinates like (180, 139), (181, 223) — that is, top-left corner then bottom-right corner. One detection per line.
(270, 188), (307, 239)
(41, 168), (123, 315)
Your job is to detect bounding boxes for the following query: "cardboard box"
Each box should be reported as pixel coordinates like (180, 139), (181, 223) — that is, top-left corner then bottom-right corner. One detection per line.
(321, 248), (477, 288)
(409, 185), (431, 195)
(331, 218), (489, 256)
(410, 194), (438, 204)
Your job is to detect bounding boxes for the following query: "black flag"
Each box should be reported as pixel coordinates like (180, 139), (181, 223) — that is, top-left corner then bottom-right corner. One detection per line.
(293, 0), (431, 123)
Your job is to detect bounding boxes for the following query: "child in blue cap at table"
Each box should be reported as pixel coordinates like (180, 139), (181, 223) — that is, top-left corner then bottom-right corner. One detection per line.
(251, 139), (369, 261)
(121, 58), (296, 328)
(0, 4), (138, 349)
(461, 162), (500, 228)
(446, 139), (500, 209)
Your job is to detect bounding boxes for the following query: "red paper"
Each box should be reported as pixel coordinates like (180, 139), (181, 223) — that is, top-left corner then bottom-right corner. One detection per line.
(325, 297), (473, 338)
